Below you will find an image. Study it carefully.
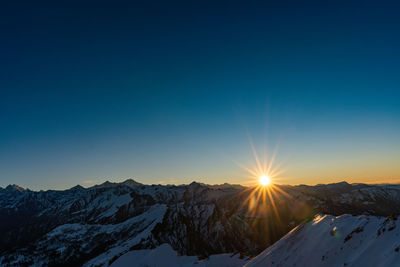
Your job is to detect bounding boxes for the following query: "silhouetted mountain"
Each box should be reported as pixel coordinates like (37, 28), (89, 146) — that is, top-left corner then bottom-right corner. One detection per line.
(121, 179), (142, 187)
(4, 184), (25, 192)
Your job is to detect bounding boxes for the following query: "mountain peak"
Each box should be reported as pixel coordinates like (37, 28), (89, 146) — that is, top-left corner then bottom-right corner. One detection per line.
(188, 181), (204, 187)
(332, 181), (350, 185)
(5, 184), (25, 192)
(121, 179), (142, 187)
(70, 185), (85, 191)
(98, 181), (116, 188)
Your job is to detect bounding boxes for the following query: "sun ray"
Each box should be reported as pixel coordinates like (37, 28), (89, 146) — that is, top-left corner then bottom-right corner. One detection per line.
(233, 160), (259, 177)
(266, 186), (282, 223)
(269, 168), (286, 179)
(247, 133), (263, 175)
(266, 142), (280, 174)
(271, 185), (293, 200)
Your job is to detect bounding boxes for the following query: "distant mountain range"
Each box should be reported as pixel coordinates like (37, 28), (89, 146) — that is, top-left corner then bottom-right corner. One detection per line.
(1, 180), (400, 266)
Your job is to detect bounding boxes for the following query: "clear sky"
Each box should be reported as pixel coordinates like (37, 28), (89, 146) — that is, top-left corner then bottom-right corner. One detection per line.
(1, 1), (400, 190)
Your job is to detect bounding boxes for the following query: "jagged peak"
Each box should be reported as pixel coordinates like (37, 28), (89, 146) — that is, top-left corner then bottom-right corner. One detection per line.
(5, 184), (25, 192)
(95, 180), (117, 188)
(70, 184), (85, 191)
(121, 179), (142, 187)
(188, 181), (206, 188)
(91, 179), (143, 189)
(88, 180), (115, 189)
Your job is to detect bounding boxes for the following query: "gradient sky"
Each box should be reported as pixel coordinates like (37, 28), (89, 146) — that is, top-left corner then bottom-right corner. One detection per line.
(1, 1), (400, 190)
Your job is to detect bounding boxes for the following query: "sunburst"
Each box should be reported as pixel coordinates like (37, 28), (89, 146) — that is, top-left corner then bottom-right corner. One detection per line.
(259, 175), (271, 186)
(234, 135), (292, 221)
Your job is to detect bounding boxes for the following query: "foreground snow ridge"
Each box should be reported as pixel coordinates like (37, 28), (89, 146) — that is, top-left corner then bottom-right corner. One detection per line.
(246, 214), (400, 267)
(111, 244), (247, 267)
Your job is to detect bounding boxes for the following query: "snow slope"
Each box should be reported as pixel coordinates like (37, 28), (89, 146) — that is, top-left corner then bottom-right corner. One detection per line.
(245, 214), (400, 267)
(110, 244), (247, 267)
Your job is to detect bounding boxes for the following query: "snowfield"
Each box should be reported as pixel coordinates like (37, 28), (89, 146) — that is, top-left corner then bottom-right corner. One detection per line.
(110, 244), (247, 267)
(245, 214), (400, 267)
(83, 204), (168, 267)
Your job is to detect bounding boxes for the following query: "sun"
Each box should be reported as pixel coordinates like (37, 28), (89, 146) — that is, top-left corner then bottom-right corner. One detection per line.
(259, 175), (271, 186)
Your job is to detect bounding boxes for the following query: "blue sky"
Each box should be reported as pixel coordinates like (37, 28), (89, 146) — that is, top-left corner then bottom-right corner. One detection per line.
(1, 1), (400, 189)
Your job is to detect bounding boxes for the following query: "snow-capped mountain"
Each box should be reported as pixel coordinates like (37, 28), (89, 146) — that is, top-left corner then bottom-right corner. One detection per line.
(1, 180), (400, 266)
(245, 214), (400, 267)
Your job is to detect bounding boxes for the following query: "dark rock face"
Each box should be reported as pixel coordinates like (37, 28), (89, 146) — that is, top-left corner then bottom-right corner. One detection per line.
(1, 180), (400, 266)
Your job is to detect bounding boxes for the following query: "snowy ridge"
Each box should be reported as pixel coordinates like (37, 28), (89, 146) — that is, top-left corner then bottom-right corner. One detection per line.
(84, 204), (167, 267)
(1, 205), (167, 266)
(110, 244), (247, 267)
(245, 214), (400, 267)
